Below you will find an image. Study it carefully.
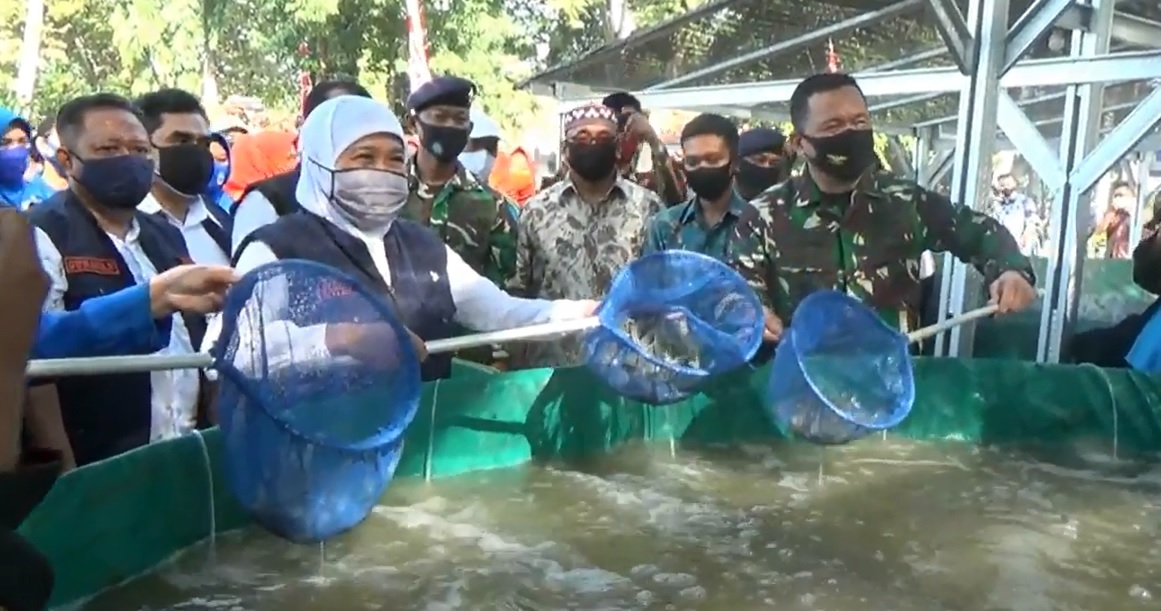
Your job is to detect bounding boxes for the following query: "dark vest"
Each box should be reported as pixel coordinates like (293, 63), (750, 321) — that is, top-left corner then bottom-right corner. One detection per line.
(239, 213), (456, 380)
(28, 191), (207, 466)
(236, 168), (301, 217)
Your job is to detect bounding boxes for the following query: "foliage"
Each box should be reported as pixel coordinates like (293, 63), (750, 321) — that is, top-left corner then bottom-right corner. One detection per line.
(0, 0), (722, 135)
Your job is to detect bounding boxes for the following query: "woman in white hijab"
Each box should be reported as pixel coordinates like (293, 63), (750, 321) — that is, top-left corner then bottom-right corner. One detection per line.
(212, 95), (596, 380)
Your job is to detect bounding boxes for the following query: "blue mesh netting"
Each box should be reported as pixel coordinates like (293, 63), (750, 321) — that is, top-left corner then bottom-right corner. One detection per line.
(768, 290), (914, 445)
(211, 260), (421, 542)
(584, 250), (764, 405)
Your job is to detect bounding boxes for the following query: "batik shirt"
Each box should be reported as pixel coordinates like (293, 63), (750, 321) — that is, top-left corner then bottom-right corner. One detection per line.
(752, 169), (1035, 333)
(509, 176), (665, 368)
(403, 157), (518, 285)
(643, 192), (776, 307)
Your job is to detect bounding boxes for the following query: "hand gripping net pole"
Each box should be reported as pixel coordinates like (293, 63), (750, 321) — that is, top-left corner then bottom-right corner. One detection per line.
(211, 260), (422, 543)
(768, 290), (915, 445)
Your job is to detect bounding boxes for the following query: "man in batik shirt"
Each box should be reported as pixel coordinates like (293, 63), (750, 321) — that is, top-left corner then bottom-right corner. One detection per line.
(509, 103), (665, 368)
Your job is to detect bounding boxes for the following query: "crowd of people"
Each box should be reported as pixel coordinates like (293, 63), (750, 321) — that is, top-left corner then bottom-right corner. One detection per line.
(0, 70), (1045, 611)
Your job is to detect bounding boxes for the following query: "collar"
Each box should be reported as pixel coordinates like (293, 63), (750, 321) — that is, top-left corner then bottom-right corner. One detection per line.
(793, 166), (888, 209)
(560, 174), (632, 201)
(677, 191), (747, 225)
(407, 155), (479, 194)
(138, 191), (210, 228)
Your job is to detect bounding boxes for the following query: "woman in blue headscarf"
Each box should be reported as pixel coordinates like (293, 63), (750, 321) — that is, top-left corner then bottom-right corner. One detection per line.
(0, 108), (56, 209)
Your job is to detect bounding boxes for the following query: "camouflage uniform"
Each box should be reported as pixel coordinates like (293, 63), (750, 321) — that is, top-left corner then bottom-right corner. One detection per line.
(404, 158), (518, 366)
(753, 169), (1035, 333)
(508, 175), (665, 368)
(643, 192), (777, 308)
(403, 157), (518, 284)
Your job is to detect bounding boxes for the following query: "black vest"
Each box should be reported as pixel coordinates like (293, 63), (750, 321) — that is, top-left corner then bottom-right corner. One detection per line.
(28, 191), (207, 466)
(236, 168), (301, 217)
(240, 213), (456, 380)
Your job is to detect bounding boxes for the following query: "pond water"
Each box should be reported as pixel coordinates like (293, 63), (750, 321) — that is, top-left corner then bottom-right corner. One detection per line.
(79, 439), (1160, 610)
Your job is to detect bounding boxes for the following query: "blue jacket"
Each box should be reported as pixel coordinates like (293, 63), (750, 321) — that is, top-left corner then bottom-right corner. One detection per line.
(34, 284), (171, 360)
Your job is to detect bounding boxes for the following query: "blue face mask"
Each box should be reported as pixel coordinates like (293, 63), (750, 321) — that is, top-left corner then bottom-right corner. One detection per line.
(70, 152), (155, 210)
(0, 146), (30, 187)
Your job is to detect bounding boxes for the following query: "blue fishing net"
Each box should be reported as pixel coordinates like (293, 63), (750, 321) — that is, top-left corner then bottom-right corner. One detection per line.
(211, 260), (421, 542)
(584, 250), (765, 405)
(768, 290), (914, 445)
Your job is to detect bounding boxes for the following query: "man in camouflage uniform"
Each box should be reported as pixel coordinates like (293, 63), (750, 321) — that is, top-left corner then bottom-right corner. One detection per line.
(509, 103), (665, 369)
(403, 76), (517, 285)
(644, 113), (782, 343)
(403, 76), (519, 365)
(753, 73), (1038, 333)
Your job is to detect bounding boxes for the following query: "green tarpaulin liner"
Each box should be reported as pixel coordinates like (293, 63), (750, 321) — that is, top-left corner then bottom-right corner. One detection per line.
(18, 357), (1161, 609)
(944, 257), (1155, 360)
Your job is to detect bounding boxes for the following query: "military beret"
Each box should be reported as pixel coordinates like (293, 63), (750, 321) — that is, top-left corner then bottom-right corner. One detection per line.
(407, 76), (475, 113)
(601, 91), (642, 112)
(738, 127), (786, 157)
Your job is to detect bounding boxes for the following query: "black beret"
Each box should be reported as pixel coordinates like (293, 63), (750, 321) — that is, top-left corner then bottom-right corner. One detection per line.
(407, 76), (475, 113)
(738, 128), (786, 157)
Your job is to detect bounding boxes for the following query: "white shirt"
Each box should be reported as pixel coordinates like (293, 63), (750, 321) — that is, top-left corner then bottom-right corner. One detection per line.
(201, 227), (593, 377)
(231, 191), (279, 257)
(34, 222), (202, 442)
(138, 193), (230, 266)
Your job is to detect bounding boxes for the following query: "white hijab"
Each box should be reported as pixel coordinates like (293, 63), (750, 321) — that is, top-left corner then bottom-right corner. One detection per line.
(295, 95), (406, 240)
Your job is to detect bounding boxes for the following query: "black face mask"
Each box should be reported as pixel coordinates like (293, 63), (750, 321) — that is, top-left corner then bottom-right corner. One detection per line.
(157, 143), (215, 196)
(567, 140), (618, 182)
(419, 121), (469, 164)
(685, 164), (734, 201)
(802, 128), (876, 183)
(736, 159), (786, 196)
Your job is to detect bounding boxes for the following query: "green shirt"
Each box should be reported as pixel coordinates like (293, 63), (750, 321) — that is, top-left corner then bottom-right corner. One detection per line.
(751, 169), (1035, 332)
(402, 159), (518, 285)
(643, 192), (777, 308)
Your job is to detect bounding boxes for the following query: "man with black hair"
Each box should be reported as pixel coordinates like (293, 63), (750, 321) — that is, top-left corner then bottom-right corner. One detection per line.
(734, 127), (791, 200)
(644, 113), (782, 343)
(27, 93), (210, 466)
(403, 76), (519, 366)
(752, 72), (1037, 335)
(134, 88), (232, 266)
(600, 91), (685, 205)
(231, 79), (372, 252)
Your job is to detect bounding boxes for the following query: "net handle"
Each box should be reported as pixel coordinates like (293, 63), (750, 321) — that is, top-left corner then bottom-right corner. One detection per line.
(425, 316), (601, 354)
(905, 304), (1000, 344)
(25, 317), (604, 378)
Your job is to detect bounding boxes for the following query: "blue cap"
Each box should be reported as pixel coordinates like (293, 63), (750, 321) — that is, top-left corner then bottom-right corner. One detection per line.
(406, 76), (475, 114)
(738, 128), (785, 157)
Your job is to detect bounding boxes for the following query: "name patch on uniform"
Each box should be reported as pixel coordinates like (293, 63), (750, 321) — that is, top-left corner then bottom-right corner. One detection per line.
(318, 278), (354, 299)
(63, 257), (121, 276)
